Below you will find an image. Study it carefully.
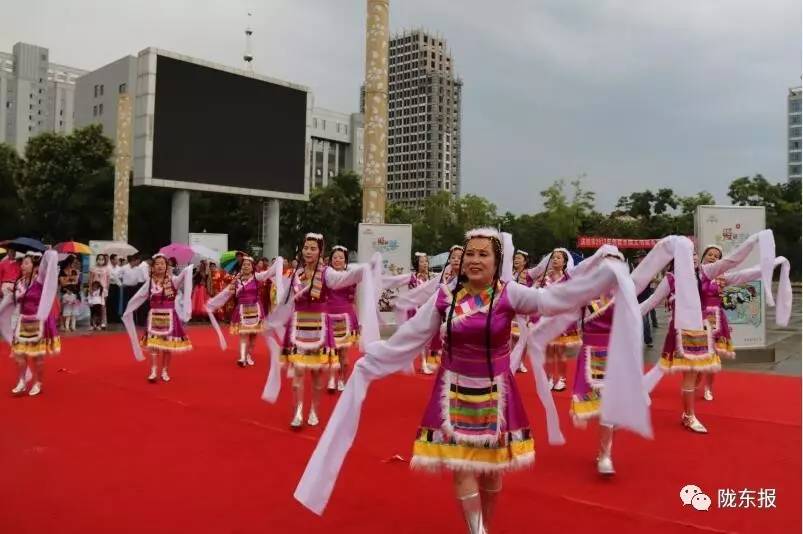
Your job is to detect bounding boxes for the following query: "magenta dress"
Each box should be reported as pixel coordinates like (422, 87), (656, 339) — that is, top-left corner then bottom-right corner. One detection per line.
(405, 272), (441, 368)
(327, 283), (359, 349)
(229, 277), (265, 335)
(283, 265), (338, 369)
(534, 272), (582, 357)
(658, 273), (722, 373)
(143, 280), (192, 352)
(411, 282), (535, 472)
(570, 296), (613, 421)
(11, 279), (61, 357)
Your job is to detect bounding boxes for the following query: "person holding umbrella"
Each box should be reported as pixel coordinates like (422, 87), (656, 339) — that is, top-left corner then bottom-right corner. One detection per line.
(0, 250), (61, 396)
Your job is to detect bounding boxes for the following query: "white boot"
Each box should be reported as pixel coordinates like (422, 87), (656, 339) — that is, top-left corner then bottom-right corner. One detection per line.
(161, 368), (171, 382)
(28, 382), (42, 396)
(11, 379), (26, 395)
(327, 374), (336, 392)
(147, 366), (158, 383)
(237, 339), (247, 367)
(307, 408), (319, 426)
(290, 403), (303, 428)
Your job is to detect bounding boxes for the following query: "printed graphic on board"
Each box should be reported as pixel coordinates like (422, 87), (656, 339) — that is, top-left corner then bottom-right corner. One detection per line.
(722, 281), (762, 328)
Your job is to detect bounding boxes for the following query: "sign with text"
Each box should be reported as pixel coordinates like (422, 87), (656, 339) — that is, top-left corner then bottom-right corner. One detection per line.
(695, 205), (766, 349)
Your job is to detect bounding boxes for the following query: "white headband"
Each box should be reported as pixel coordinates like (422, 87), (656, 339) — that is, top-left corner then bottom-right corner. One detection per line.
(152, 253), (167, 260)
(305, 232), (324, 240)
(449, 245), (464, 252)
(515, 249), (529, 257)
(414, 252), (427, 258)
(331, 245), (348, 253)
(465, 227), (501, 241)
(25, 251), (43, 258)
(702, 244), (723, 254)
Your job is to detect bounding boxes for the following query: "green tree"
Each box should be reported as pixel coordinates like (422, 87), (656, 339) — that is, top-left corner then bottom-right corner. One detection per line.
(279, 172), (363, 258)
(0, 143), (24, 238)
(540, 178), (595, 244)
(16, 125), (114, 242)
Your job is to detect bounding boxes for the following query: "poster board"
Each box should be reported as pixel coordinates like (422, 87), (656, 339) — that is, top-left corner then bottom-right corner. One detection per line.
(358, 223), (413, 313)
(694, 205), (766, 348)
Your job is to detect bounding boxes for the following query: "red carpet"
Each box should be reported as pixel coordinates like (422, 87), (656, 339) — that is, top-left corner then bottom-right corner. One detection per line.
(0, 326), (799, 533)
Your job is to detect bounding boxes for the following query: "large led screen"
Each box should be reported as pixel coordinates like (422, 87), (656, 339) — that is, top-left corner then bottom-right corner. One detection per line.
(151, 54), (307, 195)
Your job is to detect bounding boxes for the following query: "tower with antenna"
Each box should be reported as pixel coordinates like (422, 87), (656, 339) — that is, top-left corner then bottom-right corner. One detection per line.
(243, 11), (254, 72)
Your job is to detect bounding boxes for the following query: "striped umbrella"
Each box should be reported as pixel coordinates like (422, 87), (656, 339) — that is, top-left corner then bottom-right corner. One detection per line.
(55, 241), (92, 255)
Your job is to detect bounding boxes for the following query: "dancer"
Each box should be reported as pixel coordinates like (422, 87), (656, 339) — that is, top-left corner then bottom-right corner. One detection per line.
(383, 252), (436, 373)
(295, 228), (648, 532)
(205, 255), (284, 367)
(563, 237), (700, 475)
(281, 233), (376, 428)
(537, 249), (582, 391)
(511, 249), (537, 373)
(326, 246), (359, 392)
(122, 254), (193, 383)
(699, 250), (793, 400)
(0, 250), (60, 396)
(640, 230), (779, 433)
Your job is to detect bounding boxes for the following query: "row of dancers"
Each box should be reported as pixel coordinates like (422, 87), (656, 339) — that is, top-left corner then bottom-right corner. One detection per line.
(0, 229), (791, 533)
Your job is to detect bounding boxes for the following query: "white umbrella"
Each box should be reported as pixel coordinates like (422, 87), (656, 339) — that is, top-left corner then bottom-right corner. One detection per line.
(190, 244), (218, 264)
(100, 242), (138, 257)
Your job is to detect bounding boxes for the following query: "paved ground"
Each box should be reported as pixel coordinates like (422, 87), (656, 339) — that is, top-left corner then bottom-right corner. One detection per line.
(644, 284), (802, 376)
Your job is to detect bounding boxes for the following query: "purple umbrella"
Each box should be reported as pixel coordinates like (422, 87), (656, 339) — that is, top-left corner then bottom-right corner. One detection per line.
(158, 243), (194, 265)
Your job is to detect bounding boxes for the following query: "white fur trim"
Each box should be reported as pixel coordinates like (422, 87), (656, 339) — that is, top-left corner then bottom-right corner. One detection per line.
(410, 451), (535, 474)
(465, 227), (501, 241)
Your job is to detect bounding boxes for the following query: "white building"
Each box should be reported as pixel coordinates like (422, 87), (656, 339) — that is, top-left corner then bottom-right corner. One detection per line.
(788, 87), (801, 182)
(0, 42), (86, 152)
(309, 107), (364, 189)
(383, 29), (463, 208)
(74, 55), (137, 141)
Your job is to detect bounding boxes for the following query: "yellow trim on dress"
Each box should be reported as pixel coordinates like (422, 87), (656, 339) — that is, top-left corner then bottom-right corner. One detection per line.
(142, 335), (193, 352)
(11, 337), (61, 357)
(412, 437), (535, 469)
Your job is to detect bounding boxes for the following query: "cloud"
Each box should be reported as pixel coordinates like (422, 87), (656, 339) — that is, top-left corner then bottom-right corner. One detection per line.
(3, 0), (799, 214)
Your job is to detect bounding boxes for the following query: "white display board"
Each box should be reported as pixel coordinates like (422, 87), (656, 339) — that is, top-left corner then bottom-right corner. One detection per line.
(189, 233), (228, 261)
(358, 223), (413, 314)
(695, 205), (766, 348)
(357, 223), (412, 273)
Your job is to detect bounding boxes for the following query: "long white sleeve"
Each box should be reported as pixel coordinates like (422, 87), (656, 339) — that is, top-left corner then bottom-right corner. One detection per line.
(382, 272), (412, 290)
(295, 293), (441, 515)
(639, 277), (670, 316)
(325, 264), (365, 290)
(701, 231), (762, 279)
(507, 263), (618, 317)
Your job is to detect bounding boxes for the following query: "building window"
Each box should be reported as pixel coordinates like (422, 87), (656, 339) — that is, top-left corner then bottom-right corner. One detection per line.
(344, 125), (348, 135)
(313, 118), (318, 128)
(94, 85), (98, 97)
(791, 152), (802, 163)
(99, 103), (104, 115)
(100, 84), (104, 96)
(119, 83), (127, 94)
(790, 114), (802, 126)
(93, 105), (97, 116)
(322, 119), (326, 130)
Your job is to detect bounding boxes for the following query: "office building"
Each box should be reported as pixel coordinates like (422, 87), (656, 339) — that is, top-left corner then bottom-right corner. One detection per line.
(384, 29), (462, 208)
(788, 86), (801, 182)
(0, 42), (86, 152)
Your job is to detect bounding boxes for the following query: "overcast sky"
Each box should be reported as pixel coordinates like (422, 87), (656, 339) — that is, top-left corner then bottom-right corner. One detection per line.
(3, 0), (800, 213)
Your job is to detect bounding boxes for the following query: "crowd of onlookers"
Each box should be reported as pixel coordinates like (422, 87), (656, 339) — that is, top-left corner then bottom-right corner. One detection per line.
(0, 247), (290, 333)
